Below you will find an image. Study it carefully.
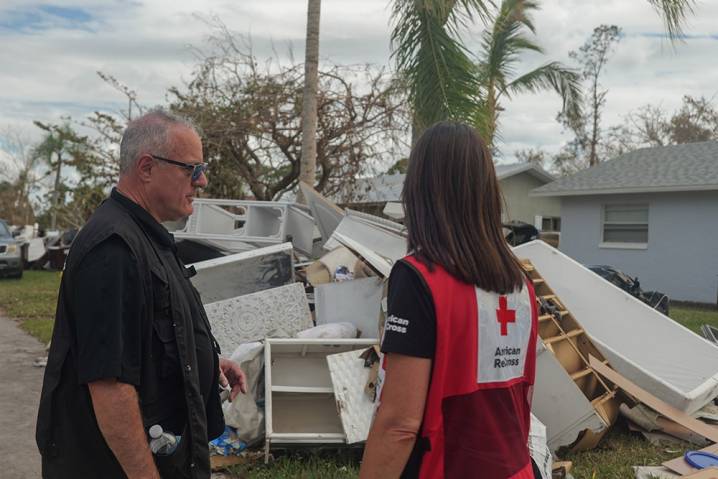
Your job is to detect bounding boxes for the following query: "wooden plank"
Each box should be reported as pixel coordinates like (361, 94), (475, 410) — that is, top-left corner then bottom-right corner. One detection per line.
(683, 468), (718, 479)
(663, 444), (718, 476)
(589, 355), (718, 444)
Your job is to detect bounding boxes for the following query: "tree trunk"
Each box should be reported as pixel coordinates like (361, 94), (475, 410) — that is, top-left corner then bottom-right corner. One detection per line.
(51, 152), (62, 230)
(298, 0), (321, 202)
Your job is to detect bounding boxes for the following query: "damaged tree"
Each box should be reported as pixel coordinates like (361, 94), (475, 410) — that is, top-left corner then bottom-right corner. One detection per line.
(169, 24), (409, 201)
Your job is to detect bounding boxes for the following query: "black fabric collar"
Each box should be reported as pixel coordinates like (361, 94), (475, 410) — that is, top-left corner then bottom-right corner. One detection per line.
(110, 187), (175, 248)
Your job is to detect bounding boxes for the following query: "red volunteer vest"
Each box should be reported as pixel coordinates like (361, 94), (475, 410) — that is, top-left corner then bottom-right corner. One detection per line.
(398, 256), (538, 479)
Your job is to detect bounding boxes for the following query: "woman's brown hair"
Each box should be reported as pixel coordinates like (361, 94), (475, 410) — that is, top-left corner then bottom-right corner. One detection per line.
(402, 121), (525, 294)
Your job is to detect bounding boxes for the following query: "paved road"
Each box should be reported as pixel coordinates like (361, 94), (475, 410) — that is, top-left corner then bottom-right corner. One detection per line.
(0, 313), (45, 479)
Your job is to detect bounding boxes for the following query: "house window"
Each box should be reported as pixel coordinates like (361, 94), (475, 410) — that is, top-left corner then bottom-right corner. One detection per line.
(602, 204), (648, 245)
(541, 216), (561, 232)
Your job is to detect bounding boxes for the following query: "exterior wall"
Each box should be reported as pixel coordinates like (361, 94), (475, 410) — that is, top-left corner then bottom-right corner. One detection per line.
(559, 191), (718, 303)
(500, 174), (561, 227)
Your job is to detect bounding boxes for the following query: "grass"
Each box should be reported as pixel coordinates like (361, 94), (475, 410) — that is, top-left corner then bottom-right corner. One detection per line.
(0, 270), (61, 344)
(670, 303), (718, 334)
(1, 272), (717, 477)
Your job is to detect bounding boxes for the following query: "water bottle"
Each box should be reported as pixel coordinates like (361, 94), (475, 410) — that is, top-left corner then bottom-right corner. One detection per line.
(149, 424), (180, 456)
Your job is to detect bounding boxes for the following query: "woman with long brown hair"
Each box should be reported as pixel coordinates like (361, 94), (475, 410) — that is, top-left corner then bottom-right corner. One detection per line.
(359, 122), (539, 479)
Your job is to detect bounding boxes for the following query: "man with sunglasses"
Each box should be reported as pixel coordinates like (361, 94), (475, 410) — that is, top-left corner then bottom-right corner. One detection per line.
(37, 109), (246, 479)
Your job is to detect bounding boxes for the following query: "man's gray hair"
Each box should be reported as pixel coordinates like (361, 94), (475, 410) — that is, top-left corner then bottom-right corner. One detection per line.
(119, 108), (200, 174)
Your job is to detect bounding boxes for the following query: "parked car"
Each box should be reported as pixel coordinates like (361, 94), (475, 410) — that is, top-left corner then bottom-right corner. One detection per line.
(588, 265), (669, 315)
(0, 219), (23, 279)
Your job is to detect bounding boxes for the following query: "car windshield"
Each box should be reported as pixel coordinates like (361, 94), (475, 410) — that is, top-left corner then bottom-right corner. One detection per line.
(0, 221), (11, 238)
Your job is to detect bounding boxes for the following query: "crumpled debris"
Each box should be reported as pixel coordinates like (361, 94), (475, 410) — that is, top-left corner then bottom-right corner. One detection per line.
(209, 426), (246, 456)
(334, 265), (354, 282)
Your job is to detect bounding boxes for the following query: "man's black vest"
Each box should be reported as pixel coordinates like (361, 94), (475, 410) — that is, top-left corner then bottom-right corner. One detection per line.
(36, 192), (223, 478)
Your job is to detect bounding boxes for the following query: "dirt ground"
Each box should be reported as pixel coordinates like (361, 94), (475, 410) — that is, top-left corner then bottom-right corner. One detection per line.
(0, 313), (45, 479)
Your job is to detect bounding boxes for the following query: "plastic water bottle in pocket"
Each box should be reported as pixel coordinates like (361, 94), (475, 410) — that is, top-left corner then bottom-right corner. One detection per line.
(149, 424), (181, 456)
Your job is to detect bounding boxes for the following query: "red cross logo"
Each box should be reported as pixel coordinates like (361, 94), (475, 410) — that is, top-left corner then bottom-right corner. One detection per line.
(496, 296), (516, 336)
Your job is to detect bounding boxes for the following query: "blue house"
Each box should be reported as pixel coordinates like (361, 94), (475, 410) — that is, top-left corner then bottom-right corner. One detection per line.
(532, 141), (718, 304)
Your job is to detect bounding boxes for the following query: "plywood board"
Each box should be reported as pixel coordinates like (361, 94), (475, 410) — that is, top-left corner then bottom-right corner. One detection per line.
(663, 444), (718, 476)
(589, 355), (718, 443)
(514, 240), (718, 414)
(532, 341), (608, 451)
(327, 349), (375, 443)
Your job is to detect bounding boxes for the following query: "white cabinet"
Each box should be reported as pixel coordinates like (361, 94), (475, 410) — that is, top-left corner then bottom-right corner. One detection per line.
(263, 338), (377, 456)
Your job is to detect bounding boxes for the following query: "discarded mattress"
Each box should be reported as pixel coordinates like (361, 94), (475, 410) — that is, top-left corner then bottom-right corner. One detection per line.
(190, 243), (294, 304)
(204, 282), (312, 354)
(514, 240), (718, 414)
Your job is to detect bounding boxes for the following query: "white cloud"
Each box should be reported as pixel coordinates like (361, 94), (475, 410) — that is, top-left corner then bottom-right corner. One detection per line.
(1, 0), (717, 163)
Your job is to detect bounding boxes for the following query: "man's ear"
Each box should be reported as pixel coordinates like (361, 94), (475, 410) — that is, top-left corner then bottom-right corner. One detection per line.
(136, 154), (154, 183)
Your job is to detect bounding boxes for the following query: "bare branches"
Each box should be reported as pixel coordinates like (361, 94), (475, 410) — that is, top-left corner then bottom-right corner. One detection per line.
(169, 27), (409, 201)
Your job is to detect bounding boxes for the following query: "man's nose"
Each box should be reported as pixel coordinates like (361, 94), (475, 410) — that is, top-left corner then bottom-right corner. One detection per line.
(192, 170), (208, 188)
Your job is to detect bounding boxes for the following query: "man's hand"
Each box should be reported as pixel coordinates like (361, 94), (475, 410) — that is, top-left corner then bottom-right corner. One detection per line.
(218, 357), (247, 401)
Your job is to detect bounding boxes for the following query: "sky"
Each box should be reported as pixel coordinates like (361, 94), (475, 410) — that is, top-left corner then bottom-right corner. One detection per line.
(1, 0), (717, 172)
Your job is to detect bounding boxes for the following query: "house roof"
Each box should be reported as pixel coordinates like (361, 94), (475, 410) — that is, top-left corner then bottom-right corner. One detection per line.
(532, 141), (718, 197)
(340, 163), (554, 204)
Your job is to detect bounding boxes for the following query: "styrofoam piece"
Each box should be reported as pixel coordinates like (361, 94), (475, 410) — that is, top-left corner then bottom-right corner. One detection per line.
(263, 338), (376, 453)
(532, 340), (608, 451)
(383, 202), (404, 221)
(190, 243), (293, 304)
(27, 238), (46, 262)
(170, 198), (314, 254)
(314, 277), (383, 338)
(326, 349), (375, 443)
(633, 466), (679, 479)
(204, 283), (312, 353)
(528, 414), (552, 479)
(299, 182), (345, 243)
(514, 240), (718, 414)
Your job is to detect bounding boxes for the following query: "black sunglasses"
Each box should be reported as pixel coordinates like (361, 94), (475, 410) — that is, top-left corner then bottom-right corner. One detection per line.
(150, 154), (208, 182)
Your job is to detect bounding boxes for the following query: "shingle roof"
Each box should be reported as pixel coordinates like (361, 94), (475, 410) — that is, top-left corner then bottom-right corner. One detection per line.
(532, 141), (718, 197)
(339, 163), (554, 203)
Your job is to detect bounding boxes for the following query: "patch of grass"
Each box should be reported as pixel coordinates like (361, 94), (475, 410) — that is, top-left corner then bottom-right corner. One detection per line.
(562, 423), (693, 479)
(670, 303), (718, 334)
(0, 270), (61, 342)
(228, 450), (360, 478)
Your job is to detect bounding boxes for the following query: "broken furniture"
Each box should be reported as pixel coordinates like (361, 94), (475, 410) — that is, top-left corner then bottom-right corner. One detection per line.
(325, 211), (407, 277)
(190, 243), (294, 304)
(204, 283), (313, 354)
(314, 277), (383, 339)
(514, 240), (718, 415)
(299, 182), (345, 245)
(169, 198), (315, 255)
(263, 338), (376, 460)
(523, 260), (618, 451)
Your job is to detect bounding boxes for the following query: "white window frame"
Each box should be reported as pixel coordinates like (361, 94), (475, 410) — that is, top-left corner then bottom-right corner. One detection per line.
(600, 203), (649, 250)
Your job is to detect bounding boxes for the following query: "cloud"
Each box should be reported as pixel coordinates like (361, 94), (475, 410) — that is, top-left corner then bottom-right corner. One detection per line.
(1, 0), (718, 165)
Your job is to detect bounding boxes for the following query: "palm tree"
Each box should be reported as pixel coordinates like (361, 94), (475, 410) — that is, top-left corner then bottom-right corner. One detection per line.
(390, 0), (694, 140)
(476, 0), (582, 149)
(299, 0), (321, 202)
(390, 0), (491, 136)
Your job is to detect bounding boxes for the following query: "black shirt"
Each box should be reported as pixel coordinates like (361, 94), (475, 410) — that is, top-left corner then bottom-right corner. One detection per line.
(381, 259), (436, 359)
(37, 189), (223, 479)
